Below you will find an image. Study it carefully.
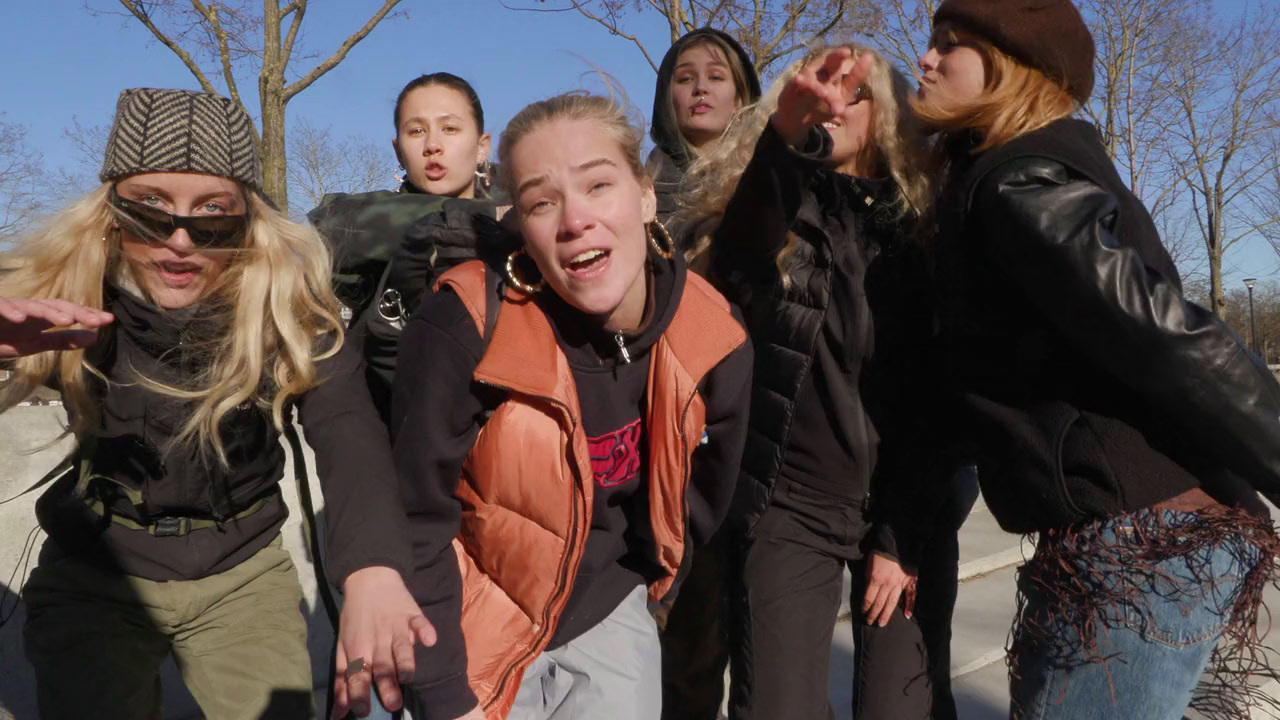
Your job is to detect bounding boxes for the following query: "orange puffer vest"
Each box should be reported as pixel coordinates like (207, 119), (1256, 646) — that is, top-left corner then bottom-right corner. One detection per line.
(435, 260), (745, 719)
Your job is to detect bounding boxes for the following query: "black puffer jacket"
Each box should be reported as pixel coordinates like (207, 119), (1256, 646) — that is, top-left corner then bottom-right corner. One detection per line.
(934, 118), (1280, 532)
(710, 123), (910, 544)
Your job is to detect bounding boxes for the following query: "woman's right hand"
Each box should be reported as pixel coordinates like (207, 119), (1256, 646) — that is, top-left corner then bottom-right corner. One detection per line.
(0, 297), (113, 358)
(332, 566), (438, 718)
(770, 48), (876, 146)
(454, 708), (486, 720)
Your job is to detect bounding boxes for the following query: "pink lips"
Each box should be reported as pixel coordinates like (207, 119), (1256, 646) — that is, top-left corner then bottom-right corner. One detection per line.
(155, 260), (202, 288)
(424, 164), (447, 181)
(691, 101), (713, 115)
(562, 249), (612, 280)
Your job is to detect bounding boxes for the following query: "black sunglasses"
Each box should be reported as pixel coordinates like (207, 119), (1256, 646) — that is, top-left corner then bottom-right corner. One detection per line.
(109, 188), (248, 249)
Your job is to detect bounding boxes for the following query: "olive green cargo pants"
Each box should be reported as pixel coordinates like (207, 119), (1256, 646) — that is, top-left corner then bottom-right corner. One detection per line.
(22, 535), (314, 720)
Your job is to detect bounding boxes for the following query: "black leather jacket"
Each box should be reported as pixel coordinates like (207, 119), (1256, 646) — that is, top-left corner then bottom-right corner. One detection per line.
(935, 119), (1280, 532)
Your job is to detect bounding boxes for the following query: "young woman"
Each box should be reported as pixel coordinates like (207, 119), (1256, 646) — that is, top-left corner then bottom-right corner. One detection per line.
(647, 29), (761, 226)
(377, 92), (753, 720)
(309, 72), (499, 421)
(678, 45), (937, 719)
(914, 0), (1280, 716)
(6, 88), (418, 720)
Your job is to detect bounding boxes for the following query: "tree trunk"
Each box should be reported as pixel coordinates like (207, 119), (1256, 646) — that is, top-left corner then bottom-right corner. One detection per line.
(1209, 241), (1224, 314)
(259, 0), (286, 210)
(260, 94), (287, 210)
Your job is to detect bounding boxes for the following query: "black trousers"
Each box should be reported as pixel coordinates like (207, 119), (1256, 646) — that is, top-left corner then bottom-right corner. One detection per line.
(660, 530), (732, 720)
(912, 465), (980, 720)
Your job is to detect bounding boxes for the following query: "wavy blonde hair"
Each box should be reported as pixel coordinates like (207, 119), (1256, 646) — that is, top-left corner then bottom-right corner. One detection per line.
(912, 26), (1078, 152)
(679, 44), (933, 284)
(0, 184), (344, 466)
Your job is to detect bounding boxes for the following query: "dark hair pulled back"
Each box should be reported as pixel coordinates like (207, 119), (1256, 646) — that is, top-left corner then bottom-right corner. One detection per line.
(393, 72), (485, 132)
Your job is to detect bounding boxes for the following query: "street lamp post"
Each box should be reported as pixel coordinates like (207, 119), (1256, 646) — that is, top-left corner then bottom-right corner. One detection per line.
(1244, 278), (1258, 355)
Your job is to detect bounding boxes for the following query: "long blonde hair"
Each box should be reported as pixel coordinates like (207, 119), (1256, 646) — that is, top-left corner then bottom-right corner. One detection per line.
(912, 27), (1078, 153)
(679, 44), (933, 285)
(0, 184), (344, 466)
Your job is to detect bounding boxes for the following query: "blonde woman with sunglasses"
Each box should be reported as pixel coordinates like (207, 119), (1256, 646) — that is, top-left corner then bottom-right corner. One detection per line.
(2, 88), (425, 720)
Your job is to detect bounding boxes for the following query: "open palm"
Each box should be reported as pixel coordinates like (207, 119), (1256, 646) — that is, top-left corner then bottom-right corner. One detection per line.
(0, 297), (113, 358)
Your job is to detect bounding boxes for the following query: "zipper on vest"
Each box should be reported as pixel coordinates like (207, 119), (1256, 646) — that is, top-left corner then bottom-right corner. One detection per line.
(476, 379), (585, 713)
(614, 332), (632, 364)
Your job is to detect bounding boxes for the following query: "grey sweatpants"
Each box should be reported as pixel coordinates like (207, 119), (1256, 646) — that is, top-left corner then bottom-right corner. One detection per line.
(510, 584), (661, 720)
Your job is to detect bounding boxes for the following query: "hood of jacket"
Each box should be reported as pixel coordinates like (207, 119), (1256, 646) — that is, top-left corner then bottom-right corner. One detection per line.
(650, 28), (762, 172)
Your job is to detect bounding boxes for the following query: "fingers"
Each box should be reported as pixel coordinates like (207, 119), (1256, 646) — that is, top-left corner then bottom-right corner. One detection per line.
(337, 641), (374, 718)
(371, 630), (401, 714)
(332, 644), (351, 720)
(864, 581), (891, 625)
(410, 613), (438, 648)
(903, 578), (918, 620)
(0, 298), (28, 324)
(37, 298), (112, 328)
(877, 584), (902, 627)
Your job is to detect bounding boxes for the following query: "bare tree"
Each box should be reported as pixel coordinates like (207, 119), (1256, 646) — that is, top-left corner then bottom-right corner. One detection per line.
(501, 0), (879, 77)
(1166, 3), (1280, 313)
(0, 118), (48, 242)
(99, 0), (404, 211)
(872, 0), (936, 74)
(1080, 0), (1204, 223)
(287, 118), (398, 214)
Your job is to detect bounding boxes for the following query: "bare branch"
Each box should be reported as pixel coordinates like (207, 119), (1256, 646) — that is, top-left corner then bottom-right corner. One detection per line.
(284, 0), (402, 100)
(281, 0), (307, 67)
(116, 0), (220, 94)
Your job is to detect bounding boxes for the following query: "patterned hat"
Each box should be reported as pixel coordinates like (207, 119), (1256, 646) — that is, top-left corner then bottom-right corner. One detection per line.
(100, 88), (262, 191)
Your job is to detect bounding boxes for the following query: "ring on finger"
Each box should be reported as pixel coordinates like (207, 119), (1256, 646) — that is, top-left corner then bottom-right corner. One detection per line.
(344, 657), (372, 679)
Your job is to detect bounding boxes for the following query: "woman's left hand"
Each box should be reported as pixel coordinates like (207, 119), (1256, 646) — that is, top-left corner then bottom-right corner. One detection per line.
(862, 551), (917, 627)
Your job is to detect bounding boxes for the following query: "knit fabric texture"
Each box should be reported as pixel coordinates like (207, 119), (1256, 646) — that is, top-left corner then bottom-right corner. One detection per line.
(100, 88), (262, 190)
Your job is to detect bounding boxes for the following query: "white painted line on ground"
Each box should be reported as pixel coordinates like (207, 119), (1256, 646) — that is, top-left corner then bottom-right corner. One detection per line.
(958, 546), (1026, 582)
(950, 647), (1006, 679)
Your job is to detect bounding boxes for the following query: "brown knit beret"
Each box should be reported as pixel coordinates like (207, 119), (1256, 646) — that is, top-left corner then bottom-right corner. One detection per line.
(934, 0), (1096, 104)
(100, 88), (263, 191)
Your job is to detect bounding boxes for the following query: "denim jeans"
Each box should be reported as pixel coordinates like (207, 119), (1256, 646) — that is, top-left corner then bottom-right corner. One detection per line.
(1009, 511), (1262, 720)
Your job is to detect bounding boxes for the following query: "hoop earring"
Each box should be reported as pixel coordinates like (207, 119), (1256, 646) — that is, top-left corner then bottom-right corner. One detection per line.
(505, 249), (545, 294)
(646, 220), (675, 260)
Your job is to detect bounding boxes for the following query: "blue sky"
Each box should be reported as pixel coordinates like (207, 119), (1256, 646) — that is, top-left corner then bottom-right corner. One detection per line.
(0, 0), (1274, 284)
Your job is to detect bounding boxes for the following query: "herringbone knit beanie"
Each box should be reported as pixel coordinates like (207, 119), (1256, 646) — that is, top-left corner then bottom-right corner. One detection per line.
(100, 88), (262, 191)
(934, 0), (1096, 104)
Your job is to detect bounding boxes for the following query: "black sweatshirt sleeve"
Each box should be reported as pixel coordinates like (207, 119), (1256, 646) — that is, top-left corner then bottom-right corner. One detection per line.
(296, 333), (413, 587)
(710, 124), (831, 296)
(391, 288), (489, 719)
(685, 305), (754, 548)
(862, 245), (953, 568)
(975, 160), (1280, 507)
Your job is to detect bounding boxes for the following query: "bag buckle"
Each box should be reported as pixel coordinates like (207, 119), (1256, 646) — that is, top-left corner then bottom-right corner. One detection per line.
(151, 516), (189, 537)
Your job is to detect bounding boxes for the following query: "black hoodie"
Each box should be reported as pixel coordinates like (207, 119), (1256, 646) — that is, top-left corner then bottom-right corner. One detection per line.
(393, 250), (752, 717)
(647, 28), (762, 225)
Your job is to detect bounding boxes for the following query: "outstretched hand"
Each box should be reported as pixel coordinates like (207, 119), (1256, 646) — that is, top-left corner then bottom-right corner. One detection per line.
(771, 48), (876, 146)
(0, 297), (113, 358)
(332, 566), (438, 718)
